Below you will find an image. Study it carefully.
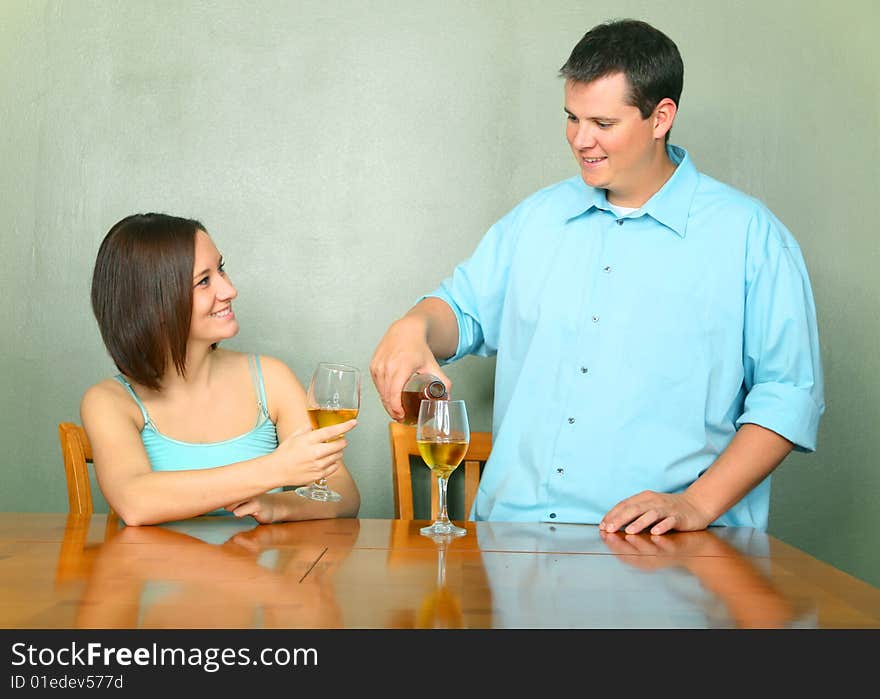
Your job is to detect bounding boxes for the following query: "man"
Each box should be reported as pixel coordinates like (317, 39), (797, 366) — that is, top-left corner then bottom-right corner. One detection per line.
(370, 19), (824, 534)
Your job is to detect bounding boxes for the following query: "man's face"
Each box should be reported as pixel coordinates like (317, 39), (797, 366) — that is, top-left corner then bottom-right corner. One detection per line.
(564, 73), (664, 206)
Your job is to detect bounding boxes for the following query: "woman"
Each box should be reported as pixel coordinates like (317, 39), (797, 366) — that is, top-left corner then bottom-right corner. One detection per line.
(81, 213), (359, 525)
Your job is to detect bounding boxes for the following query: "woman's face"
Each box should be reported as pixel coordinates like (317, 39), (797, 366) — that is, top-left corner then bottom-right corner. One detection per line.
(189, 229), (239, 344)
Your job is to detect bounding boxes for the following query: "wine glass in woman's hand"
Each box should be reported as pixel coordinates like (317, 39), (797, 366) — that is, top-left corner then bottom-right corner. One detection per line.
(295, 362), (360, 503)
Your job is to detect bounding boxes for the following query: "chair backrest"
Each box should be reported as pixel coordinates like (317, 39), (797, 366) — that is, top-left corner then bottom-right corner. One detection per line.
(389, 421), (492, 520)
(58, 422), (97, 515)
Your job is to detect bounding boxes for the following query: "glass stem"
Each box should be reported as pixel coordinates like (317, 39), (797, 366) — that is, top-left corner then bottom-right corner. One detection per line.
(437, 476), (450, 524)
(314, 478), (328, 489)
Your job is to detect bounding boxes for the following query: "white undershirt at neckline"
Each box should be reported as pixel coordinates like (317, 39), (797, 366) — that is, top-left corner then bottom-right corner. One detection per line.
(608, 204), (638, 217)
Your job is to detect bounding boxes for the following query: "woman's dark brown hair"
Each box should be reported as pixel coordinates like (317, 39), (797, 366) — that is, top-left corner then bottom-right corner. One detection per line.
(91, 213), (205, 391)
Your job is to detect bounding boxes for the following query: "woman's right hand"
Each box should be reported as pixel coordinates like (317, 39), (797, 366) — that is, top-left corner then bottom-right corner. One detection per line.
(274, 419), (357, 485)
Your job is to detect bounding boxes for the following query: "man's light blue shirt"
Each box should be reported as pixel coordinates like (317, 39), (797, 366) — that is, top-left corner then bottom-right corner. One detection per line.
(427, 146), (824, 529)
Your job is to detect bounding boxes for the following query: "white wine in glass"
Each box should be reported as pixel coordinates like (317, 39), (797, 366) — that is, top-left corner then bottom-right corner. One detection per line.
(295, 362), (360, 503)
(416, 399), (469, 537)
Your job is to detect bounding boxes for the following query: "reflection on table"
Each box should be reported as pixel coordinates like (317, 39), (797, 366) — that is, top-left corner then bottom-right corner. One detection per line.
(0, 514), (877, 628)
(477, 523), (811, 628)
(75, 518), (355, 628)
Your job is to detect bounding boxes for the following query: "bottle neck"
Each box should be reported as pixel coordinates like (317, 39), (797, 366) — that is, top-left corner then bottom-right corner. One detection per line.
(426, 381), (447, 399)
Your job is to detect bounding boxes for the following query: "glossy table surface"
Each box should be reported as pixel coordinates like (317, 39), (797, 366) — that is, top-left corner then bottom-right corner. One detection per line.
(1, 513), (878, 628)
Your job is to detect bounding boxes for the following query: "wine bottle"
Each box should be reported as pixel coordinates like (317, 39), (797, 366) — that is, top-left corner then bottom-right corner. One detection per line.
(400, 373), (448, 425)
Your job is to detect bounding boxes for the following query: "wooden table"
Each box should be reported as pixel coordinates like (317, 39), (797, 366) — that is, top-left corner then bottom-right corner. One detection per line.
(1, 513), (878, 629)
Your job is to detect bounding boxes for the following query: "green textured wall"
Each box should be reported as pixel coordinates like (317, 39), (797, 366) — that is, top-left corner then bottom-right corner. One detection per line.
(2, 1), (877, 586)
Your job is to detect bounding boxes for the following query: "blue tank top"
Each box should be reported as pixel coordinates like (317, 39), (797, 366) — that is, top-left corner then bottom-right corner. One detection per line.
(115, 353), (280, 515)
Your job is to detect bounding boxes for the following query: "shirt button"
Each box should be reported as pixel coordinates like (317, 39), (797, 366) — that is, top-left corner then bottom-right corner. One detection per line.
(603, 265), (612, 273)
(557, 467), (564, 474)
(592, 315), (600, 323)
(567, 417), (575, 424)
(580, 367), (588, 374)
(616, 219), (624, 226)
(549, 513), (557, 519)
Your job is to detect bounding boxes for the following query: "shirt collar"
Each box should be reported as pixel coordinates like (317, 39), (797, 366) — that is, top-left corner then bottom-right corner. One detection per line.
(563, 145), (699, 238)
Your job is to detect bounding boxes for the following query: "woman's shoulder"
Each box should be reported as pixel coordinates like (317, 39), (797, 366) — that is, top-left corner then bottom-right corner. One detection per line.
(215, 349), (302, 389)
(255, 354), (302, 387)
(80, 377), (143, 426)
(254, 353), (292, 371)
(82, 376), (127, 404)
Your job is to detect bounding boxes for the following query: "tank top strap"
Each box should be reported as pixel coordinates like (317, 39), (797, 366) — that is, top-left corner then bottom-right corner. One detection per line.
(114, 374), (153, 427)
(247, 354), (270, 422)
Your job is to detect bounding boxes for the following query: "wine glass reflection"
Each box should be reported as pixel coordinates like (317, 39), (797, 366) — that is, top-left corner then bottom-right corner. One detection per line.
(415, 533), (463, 629)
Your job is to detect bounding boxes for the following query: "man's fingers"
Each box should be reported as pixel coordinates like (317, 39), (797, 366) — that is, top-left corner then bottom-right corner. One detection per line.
(375, 363), (415, 419)
(386, 365), (420, 418)
(649, 518), (676, 536)
(624, 510), (662, 534)
(423, 362), (452, 395)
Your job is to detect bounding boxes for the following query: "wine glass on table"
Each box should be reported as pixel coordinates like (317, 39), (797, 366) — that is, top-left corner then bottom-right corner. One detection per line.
(295, 362), (360, 503)
(416, 399), (469, 537)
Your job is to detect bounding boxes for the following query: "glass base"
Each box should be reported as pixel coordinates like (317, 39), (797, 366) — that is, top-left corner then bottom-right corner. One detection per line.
(420, 521), (466, 537)
(295, 483), (342, 502)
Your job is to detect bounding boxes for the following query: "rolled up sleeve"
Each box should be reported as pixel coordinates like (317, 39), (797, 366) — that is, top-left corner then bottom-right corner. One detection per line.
(421, 210), (520, 363)
(737, 211), (825, 451)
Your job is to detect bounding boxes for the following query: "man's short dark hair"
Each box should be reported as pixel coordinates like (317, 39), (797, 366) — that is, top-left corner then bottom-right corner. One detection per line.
(560, 19), (683, 129)
(91, 212), (205, 390)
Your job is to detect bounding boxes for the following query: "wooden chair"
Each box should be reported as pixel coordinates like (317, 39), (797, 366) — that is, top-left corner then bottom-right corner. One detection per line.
(58, 422), (105, 516)
(389, 421), (492, 520)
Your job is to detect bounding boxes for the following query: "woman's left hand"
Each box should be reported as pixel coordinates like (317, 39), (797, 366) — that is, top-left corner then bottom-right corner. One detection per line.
(226, 495), (279, 524)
